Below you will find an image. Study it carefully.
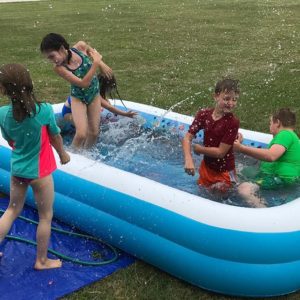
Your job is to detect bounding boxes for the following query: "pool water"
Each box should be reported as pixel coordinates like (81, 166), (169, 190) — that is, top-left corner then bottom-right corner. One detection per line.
(62, 114), (300, 208)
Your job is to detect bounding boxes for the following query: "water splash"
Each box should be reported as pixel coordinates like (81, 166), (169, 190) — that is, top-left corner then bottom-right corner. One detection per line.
(61, 113), (300, 208)
(154, 91), (202, 128)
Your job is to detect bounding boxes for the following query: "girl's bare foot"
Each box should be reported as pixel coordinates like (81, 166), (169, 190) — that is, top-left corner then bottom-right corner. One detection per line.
(34, 258), (62, 270)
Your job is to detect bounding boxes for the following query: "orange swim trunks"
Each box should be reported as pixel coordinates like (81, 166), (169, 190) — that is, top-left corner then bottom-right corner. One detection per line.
(198, 160), (237, 192)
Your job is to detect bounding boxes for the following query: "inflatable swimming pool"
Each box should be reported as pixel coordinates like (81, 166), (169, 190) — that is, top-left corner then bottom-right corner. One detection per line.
(1, 100), (300, 297)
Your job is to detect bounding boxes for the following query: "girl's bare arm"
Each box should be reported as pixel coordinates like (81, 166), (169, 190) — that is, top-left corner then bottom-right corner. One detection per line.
(54, 47), (102, 88)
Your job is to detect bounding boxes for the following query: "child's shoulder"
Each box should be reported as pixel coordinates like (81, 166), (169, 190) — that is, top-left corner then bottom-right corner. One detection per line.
(0, 105), (10, 117)
(72, 41), (88, 53)
(36, 102), (53, 112)
(221, 112), (239, 128)
(198, 107), (212, 112)
(0, 105), (9, 112)
(195, 107), (213, 116)
(225, 112), (239, 121)
(33, 102), (55, 121)
(274, 129), (298, 141)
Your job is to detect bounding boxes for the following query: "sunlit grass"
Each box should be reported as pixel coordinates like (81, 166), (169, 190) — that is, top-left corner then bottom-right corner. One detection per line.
(0, 0), (299, 133)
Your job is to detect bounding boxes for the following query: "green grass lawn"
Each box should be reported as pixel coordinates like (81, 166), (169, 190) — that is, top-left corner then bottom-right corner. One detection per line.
(0, 0), (300, 299)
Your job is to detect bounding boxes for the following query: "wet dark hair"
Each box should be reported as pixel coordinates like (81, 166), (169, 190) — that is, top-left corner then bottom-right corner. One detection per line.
(0, 63), (39, 122)
(272, 108), (296, 128)
(215, 78), (240, 94)
(98, 74), (121, 100)
(40, 33), (72, 63)
(98, 74), (127, 109)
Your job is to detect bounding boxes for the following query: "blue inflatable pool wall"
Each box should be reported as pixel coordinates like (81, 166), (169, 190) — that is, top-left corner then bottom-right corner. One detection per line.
(1, 101), (300, 297)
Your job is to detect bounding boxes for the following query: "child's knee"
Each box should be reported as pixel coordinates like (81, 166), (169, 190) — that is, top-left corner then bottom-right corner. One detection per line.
(88, 127), (100, 138)
(39, 212), (53, 223)
(37, 206), (53, 221)
(75, 131), (87, 142)
(238, 182), (258, 197)
(4, 206), (22, 220)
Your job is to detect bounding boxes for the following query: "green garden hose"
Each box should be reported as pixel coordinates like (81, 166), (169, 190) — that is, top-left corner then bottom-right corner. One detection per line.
(0, 209), (119, 266)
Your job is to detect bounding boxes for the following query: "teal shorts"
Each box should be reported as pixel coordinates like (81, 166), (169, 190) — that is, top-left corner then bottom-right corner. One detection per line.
(240, 166), (298, 190)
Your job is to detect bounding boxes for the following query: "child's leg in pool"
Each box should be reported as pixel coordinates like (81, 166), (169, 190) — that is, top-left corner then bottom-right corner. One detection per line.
(238, 182), (266, 208)
(85, 95), (101, 149)
(70, 97), (88, 149)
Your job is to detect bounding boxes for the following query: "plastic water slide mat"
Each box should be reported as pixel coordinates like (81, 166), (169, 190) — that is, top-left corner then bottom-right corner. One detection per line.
(0, 197), (135, 300)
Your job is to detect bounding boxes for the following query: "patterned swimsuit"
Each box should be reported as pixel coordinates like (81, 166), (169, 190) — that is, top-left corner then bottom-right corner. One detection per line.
(67, 48), (99, 105)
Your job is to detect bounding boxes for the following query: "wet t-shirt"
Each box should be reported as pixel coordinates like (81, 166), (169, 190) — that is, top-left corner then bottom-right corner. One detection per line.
(188, 108), (240, 172)
(260, 130), (300, 181)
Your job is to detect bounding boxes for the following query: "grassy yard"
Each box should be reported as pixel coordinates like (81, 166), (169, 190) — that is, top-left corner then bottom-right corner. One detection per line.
(0, 0), (300, 299)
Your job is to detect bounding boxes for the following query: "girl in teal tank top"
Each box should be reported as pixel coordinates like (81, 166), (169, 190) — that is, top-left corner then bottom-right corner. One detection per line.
(40, 33), (113, 149)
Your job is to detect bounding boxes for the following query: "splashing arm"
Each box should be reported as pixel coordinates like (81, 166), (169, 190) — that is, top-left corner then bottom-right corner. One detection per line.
(101, 98), (137, 118)
(234, 141), (285, 162)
